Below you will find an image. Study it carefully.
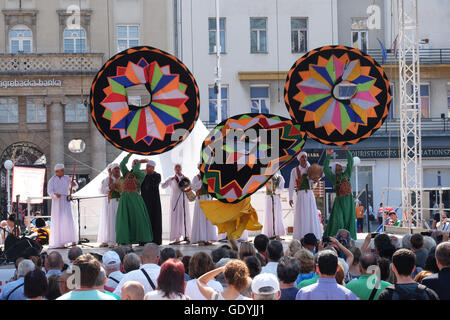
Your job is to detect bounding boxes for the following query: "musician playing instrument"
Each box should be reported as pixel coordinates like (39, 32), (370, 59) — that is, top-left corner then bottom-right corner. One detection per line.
(97, 163), (121, 247)
(161, 164), (192, 244)
(47, 164), (78, 248)
(115, 154), (153, 246)
(190, 164), (217, 245)
(263, 173), (286, 239)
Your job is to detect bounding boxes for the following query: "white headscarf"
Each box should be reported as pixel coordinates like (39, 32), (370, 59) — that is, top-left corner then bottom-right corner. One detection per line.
(110, 163), (119, 170)
(330, 162), (343, 174)
(54, 163), (64, 171)
(147, 160), (156, 167)
(297, 151), (310, 169)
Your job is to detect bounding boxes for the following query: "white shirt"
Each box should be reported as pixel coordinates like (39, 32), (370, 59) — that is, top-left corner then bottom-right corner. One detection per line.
(261, 262), (279, 276)
(105, 270), (124, 290)
(113, 263), (161, 297)
(185, 279), (223, 300)
(144, 290), (188, 300)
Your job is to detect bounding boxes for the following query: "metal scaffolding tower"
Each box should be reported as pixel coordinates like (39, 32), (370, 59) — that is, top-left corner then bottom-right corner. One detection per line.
(398, 0), (424, 228)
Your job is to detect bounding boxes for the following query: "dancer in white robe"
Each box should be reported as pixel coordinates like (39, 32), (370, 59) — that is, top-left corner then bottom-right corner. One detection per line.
(288, 152), (323, 240)
(190, 167), (218, 245)
(263, 173), (286, 238)
(47, 164), (78, 248)
(161, 164), (192, 244)
(97, 163), (121, 247)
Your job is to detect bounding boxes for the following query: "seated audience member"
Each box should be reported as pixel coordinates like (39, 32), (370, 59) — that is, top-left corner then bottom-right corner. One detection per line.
(295, 250), (357, 300)
(245, 256), (262, 279)
(112, 246), (134, 273)
(94, 266), (119, 299)
(300, 233), (318, 254)
(46, 274), (62, 300)
(197, 260), (251, 300)
(277, 256), (300, 300)
(45, 251), (64, 277)
(185, 252), (223, 300)
(211, 247), (230, 264)
(181, 255), (191, 276)
(261, 240), (283, 275)
(285, 239), (302, 257)
(238, 241), (256, 261)
(378, 249), (439, 300)
(57, 254), (116, 300)
(421, 242), (450, 300)
(160, 247), (190, 281)
(24, 269), (48, 300)
(113, 244), (161, 297)
(294, 249), (316, 286)
(0, 259), (35, 300)
(123, 253), (141, 273)
(144, 258), (188, 300)
(410, 233), (429, 268)
(58, 270), (71, 296)
(121, 281), (145, 300)
(414, 270), (433, 283)
(251, 273), (281, 301)
(347, 247), (362, 281)
(346, 253), (391, 300)
(102, 251), (124, 291)
(254, 234), (270, 262)
(68, 246), (83, 266)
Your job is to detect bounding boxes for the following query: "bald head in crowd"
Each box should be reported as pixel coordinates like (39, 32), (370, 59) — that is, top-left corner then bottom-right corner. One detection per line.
(121, 281), (145, 300)
(68, 246), (83, 263)
(141, 243), (160, 265)
(46, 251), (63, 271)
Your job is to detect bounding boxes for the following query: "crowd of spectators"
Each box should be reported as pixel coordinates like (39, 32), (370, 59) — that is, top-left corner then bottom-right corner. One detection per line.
(1, 229), (449, 300)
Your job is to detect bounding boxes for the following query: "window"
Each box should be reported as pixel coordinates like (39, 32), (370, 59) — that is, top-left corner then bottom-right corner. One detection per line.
(26, 97), (46, 123)
(0, 98), (19, 123)
(65, 102), (88, 122)
(117, 25), (139, 52)
(208, 85), (228, 123)
(250, 86), (270, 113)
(448, 84), (450, 117)
(351, 18), (368, 52)
(9, 25), (32, 53)
(63, 28), (87, 53)
(250, 18), (267, 53)
(291, 18), (307, 53)
(208, 18), (226, 53)
(420, 84), (430, 118)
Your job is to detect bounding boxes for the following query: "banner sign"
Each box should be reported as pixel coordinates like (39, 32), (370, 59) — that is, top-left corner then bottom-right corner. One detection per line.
(11, 166), (46, 204)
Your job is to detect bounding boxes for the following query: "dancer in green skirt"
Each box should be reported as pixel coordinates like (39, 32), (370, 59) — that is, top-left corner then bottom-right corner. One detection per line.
(115, 153), (153, 245)
(323, 146), (357, 240)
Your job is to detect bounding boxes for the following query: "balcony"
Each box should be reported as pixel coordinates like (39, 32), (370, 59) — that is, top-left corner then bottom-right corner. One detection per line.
(0, 53), (105, 75)
(366, 48), (450, 65)
(374, 117), (450, 135)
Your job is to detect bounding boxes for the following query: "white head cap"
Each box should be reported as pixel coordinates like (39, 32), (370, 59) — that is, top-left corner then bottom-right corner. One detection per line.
(54, 163), (64, 171)
(251, 273), (280, 295)
(330, 162), (343, 174)
(147, 160), (156, 167)
(102, 250), (121, 269)
(110, 163), (119, 170)
(297, 151), (308, 161)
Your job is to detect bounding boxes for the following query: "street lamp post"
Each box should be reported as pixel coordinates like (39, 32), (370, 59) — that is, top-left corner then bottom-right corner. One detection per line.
(4, 160), (14, 215)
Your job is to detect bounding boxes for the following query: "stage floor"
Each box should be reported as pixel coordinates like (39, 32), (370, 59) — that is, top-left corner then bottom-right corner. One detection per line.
(0, 233), (387, 269)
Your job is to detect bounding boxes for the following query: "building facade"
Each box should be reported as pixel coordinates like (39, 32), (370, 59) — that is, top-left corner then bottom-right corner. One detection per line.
(0, 0), (173, 215)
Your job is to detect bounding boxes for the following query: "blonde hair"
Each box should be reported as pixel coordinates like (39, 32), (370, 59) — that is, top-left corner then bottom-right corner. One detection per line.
(294, 249), (315, 274)
(413, 270), (433, 283)
(238, 241), (256, 261)
(335, 263), (345, 285)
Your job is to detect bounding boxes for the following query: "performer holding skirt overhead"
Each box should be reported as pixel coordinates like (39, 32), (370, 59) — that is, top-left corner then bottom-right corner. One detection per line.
(289, 152), (323, 240)
(47, 164), (78, 248)
(98, 163), (121, 247)
(190, 164), (218, 245)
(263, 173), (286, 239)
(115, 154), (153, 245)
(323, 146), (357, 240)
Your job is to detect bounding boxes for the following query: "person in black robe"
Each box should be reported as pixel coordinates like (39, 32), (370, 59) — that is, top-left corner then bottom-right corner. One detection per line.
(141, 160), (162, 245)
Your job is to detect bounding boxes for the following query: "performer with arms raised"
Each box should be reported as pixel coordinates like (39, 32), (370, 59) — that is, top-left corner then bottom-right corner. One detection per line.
(47, 164), (78, 248)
